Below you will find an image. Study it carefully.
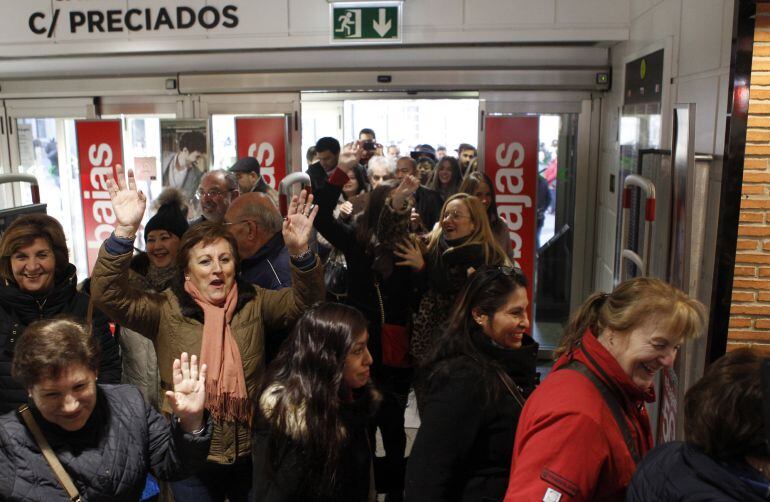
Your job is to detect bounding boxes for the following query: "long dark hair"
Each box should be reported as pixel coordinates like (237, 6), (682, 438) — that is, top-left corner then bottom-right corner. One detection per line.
(422, 265), (528, 404)
(257, 303), (369, 493)
(429, 156), (463, 197)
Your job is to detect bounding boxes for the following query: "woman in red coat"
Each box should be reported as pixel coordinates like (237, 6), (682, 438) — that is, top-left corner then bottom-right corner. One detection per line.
(504, 277), (705, 502)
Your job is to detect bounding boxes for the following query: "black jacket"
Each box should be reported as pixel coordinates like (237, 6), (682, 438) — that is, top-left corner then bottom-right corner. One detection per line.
(251, 386), (378, 502)
(0, 384), (212, 501)
(405, 334), (539, 502)
(627, 441), (770, 502)
(0, 265), (121, 413)
(240, 233), (292, 291)
(313, 178), (416, 369)
(413, 185), (443, 233)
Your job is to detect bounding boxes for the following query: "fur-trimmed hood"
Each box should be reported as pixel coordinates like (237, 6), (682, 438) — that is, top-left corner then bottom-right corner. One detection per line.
(258, 382), (381, 442)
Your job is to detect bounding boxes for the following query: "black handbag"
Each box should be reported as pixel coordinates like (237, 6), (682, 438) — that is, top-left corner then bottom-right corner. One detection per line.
(324, 248), (349, 301)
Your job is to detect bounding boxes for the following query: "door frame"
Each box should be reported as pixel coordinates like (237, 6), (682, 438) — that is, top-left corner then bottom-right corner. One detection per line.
(478, 91), (600, 315)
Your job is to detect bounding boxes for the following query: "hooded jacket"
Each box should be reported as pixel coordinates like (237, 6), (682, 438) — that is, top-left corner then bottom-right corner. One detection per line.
(0, 264), (121, 413)
(505, 331), (654, 502)
(251, 383), (380, 502)
(90, 243), (324, 464)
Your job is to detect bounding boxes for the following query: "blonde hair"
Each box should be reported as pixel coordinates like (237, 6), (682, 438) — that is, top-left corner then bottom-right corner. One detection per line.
(556, 277), (706, 358)
(426, 193), (509, 266)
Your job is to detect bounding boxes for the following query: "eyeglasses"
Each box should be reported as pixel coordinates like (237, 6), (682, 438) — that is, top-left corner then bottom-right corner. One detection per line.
(196, 189), (234, 200)
(443, 210), (471, 221)
(222, 219), (255, 227)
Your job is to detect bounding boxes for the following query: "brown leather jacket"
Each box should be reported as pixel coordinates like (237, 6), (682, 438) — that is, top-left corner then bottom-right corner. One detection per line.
(91, 243), (324, 464)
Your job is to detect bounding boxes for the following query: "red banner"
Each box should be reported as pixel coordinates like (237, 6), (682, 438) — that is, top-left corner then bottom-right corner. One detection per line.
(484, 116), (538, 315)
(235, 117), (288, 189)
(76, 120), (124, 274)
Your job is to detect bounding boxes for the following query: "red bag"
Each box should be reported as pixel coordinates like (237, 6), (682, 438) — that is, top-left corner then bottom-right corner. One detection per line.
(381, 323), (412, 368)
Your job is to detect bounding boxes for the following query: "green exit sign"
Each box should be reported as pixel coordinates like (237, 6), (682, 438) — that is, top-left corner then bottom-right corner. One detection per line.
(330, 2), (402, 44)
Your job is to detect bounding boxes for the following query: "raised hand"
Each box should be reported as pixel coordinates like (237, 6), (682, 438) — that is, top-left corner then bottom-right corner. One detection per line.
(410, 208), (425, 232)
(166, 352), (207, 434)
(394, 238), (425, 271)
(106, 163), (146, 238)
(283, 189), (318, 255)
(337, 142), (362, 174)
(339, 200), (354, 219)
(390, 174), (420, 209)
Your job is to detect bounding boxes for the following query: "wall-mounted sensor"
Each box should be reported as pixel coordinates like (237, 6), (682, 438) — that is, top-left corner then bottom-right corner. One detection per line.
(377, 75), (392, 83)
(165, 78), (178, 90)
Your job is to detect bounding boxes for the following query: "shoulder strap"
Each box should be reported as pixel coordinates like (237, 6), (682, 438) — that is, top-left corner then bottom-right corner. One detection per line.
(18, 404), (83, 502)
(560, 360), (641, 465)
(495, 369), (526, 408)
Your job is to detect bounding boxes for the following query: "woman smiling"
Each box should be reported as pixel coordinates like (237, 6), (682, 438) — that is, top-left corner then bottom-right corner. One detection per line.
(0, 214), (121, 414)
(90, 164), (324, 501)
(405, 266), (538, 501)
(504, 277), (705, 502)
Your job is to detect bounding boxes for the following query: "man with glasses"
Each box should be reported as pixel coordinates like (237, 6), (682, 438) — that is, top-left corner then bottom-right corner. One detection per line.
(228, 156), (279, 207)
(223, 192), (291, 290)
(224, 192), (291, 364)
(190, 170), (239, 226)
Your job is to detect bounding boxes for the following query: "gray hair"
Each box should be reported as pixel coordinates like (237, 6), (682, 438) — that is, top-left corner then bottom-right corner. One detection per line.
(237, 198), (283, 234)
(367, 155), (394, 176)
(201, 169), (239, 192)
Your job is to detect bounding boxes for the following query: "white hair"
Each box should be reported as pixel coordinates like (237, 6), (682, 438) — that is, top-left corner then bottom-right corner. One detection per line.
(367, 155), (394, 176)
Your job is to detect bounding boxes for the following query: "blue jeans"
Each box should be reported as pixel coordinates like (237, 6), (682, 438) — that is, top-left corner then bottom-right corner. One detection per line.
(170, 457), (252, 502)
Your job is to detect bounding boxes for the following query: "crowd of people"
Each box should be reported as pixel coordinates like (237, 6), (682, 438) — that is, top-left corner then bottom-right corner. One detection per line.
(0, 127), (765, 502)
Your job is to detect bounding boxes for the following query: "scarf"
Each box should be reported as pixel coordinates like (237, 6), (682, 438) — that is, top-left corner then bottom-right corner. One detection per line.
(183, 280), (252, 426)
(139, 264), (177, 292)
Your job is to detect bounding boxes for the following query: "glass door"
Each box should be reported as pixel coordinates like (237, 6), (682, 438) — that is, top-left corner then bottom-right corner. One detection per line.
(0, 101), (14, 210)
(6, 98), (95, 280)
(197, 93), (301, 176)
(100, 95), (188, 247)
(480, 92), (598, 354)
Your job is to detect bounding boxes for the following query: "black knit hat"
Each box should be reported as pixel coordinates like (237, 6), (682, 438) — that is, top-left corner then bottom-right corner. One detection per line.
(144, 202), (189, 241)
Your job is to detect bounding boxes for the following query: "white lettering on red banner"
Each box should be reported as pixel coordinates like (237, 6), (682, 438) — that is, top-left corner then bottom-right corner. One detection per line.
(485, 116), (538, 318)
(76, 120), (123, 273)
(235, 117), (288, 189)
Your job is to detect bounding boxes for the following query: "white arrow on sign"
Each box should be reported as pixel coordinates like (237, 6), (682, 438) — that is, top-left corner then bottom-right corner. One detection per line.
(372, 8), (391, 37)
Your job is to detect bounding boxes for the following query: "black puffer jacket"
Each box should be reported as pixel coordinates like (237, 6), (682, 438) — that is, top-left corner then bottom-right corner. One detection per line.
(627, 441), (769, 502)
(0, 384), (212, 501)
(405, 334), (539, 501)
(0, 265), (122, 412)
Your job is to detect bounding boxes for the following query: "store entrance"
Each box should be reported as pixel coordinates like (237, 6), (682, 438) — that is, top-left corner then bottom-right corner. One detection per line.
(300, 91), (596, 352)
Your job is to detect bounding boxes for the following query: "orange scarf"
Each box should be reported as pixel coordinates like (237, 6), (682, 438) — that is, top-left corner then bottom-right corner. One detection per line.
(184, 280), (252, 426)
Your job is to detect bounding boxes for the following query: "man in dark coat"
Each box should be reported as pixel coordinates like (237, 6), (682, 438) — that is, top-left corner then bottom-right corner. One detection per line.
(306, 137), (341, 192)
(228, 157), (279, 208)
(224, 192), (291, 291)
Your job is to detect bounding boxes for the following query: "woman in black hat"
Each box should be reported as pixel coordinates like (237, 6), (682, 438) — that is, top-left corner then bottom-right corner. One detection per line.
(121, 188), (190, 408)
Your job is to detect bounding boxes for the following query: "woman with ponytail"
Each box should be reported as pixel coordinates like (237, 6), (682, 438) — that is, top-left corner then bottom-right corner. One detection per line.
(504, 277), (706, 502)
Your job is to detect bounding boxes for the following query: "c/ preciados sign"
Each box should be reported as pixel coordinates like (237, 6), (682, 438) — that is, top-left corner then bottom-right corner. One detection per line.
(28, 5), (239, 37)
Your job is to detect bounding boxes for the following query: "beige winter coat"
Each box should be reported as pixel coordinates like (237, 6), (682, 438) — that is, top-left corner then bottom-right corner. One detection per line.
(90, 243), (324, 464)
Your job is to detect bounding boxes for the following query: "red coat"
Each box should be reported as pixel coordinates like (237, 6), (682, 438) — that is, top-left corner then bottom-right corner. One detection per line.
(504, 331), (654, 502)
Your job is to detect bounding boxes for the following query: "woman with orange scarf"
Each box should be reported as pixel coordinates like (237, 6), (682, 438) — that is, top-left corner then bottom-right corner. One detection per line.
(90, 164), (325, 501)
